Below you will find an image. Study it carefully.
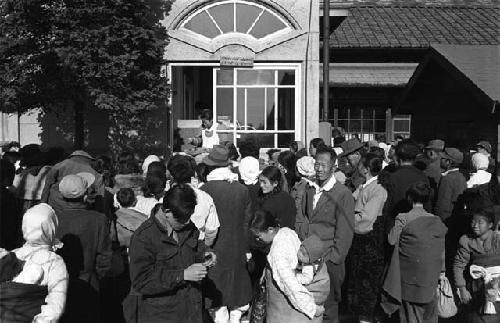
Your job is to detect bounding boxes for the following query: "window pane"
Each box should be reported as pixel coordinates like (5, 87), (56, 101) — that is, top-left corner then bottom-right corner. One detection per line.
(362, 119), (374, 132)
(393, 119), (410, 132)
(216, 69), (233, 85)
(184, 11), (220, 38)
(278, 133), (294, 148)
(338, 119), (348, 131)
(375, 108), (386, 119)
(350, 107), (361, 119)
(208, 3), (234, 33)
(236, 4), (262, 33)
(216, 88), (234, 129)
(246, 88), (266, 130)
(349, 120), (361, 132)
(266, 88), (275, 130)
(236, 88), (245, 130)
(278, 70), (295, 85)
(338, 107), (348, 119)
(249, 10), (286, 38)
(375, 120), (386, 132)
(278, 88), (294, 130)
(237, 69), (274, 85)
(237, 133), (274, 148)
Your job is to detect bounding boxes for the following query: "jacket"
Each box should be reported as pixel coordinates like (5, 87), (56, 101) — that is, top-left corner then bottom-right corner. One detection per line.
(258, 190), (297, 229)
(124, 216), (205, 323)
(296, 181), (355, 265)
(434, 169), (466, 222)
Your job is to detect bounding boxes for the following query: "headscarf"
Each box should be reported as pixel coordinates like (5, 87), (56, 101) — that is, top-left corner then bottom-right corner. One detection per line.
(239, 156), (260, 185)
(296, 156), (316, 178)
(142, 155), (161, 174)
(472, 152), (489, 171)
(22, 203), (61, 251)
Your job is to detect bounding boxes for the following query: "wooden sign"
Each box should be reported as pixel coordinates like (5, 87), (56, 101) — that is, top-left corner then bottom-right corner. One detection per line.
(220, 55), (254, 67)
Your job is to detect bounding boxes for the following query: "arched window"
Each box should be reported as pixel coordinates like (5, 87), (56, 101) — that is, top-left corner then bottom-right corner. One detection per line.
(181, 0), (292, 40)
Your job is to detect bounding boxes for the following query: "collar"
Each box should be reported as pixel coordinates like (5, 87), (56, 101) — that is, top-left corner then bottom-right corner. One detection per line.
(309, 173), (336, 193)
(362, 176), (378, 188)
(154, 211), (173, 236)
(206, 167), (238, 182)
(442, 168), (459, 176)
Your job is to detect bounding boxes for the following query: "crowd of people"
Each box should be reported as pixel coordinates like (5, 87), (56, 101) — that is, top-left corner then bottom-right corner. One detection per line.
(1, 135), (499, 323)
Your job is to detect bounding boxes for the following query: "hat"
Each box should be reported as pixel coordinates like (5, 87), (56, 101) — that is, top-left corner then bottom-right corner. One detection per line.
(477, 141), (492, 154)
(425, 139), (445, 151)
(340, 138), (363, 157)
(59, 172), (95, 199)
(202, 145), (230, 167)
(296, 156), (316, 177)
(69, 150), (94, 160)
(439, 148), (463, 164)
(367, 140), (379, 148)
(22, 203), (61, 249)
(300, 235), (327, 263)
(239, 157), (260, 185)
(142, 155), (161, 174)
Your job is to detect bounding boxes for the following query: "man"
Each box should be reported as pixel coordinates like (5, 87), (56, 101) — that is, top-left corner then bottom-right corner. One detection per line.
(188, 109), (230, 150)
(434, 148), (467, 223)
(55, 173), (112, 322)
(339, 138), (365, 192)
(424, 139), (445, 188)
(296, 145), (355, 323)
(0, 159), (22, 250)
(385, 140), (431, 231)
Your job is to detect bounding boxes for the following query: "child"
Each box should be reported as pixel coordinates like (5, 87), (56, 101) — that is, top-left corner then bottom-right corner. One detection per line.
(453, 208), (500, 322)
(115, 188), (149, 248)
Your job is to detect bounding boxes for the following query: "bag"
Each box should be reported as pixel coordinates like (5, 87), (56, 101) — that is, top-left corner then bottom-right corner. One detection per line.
(249, 275), (266, 323)
(106, 219), (127, 277)
(0, 281), (48, 323)
(437, 275), (457, 318)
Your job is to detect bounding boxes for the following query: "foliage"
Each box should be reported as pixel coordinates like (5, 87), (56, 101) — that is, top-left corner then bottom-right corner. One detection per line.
(0, 0), (171, 151)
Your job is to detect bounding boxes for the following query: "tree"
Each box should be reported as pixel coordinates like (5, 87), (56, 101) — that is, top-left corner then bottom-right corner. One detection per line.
(0, 0), (170, 151)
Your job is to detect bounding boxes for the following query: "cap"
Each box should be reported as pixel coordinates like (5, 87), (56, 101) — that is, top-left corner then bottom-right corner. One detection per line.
(58, 172), (95, 199)
(476, 141), (492, 154)
(425, 139), (445, 151)
(439, 148), (463, 165)
(69, 150), (94, 160)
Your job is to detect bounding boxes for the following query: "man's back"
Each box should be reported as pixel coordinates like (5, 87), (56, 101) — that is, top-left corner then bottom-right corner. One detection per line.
(434, 170), (467, 222)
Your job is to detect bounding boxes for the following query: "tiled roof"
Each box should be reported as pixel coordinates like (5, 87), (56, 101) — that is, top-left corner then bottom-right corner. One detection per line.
(319, 63), (418, 87)
(329, 2), (500, 48)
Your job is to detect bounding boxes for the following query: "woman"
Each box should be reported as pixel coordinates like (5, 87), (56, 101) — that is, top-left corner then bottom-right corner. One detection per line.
(249, 209), (325, 322)
(10, 203), (68, 323)
(291, 156), (316, 216)
(468, 153), (492, 188)
(258, 166), (297, 230)
(238, 156), (261, 212)
(346, 153), (388, 323)
(454, 208), (500, 322)
(278, 151), (299, 193)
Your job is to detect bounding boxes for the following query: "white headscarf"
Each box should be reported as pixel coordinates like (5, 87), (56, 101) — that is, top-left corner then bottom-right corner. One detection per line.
(142, 155), (161, 174)
(22, 203), (62, 251)
(296, 156), (316, 178)
(472, 152), (489, 171)
(239, 157), (260, 185)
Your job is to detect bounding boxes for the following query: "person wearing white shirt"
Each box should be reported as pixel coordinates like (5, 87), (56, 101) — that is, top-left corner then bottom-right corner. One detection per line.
(468, 153), (492, 188)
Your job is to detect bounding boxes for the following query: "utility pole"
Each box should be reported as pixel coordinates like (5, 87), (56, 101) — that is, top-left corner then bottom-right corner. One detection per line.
(322, 0), (330, 122)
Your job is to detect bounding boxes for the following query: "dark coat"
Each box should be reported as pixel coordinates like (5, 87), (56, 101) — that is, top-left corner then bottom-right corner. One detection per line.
(124, 217), (205, 323)
(258, 190), (296, 229)
(201, 180), (253, 308)
(296, 181), (355, 265)
(0, 187), (23, 250)
(434, 170), (466, 222)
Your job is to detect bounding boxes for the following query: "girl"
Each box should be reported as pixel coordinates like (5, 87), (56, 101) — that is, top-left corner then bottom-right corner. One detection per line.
(346, 153), (388, 323)
(454, 208), (500, 322)
(249, 210), (326, 322)
(257, 166), (296, 230)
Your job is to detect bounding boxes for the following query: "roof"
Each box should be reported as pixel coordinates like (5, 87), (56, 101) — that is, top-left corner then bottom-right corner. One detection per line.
(329, 1), (500, 48)
(319, 63), (418, 87)
(431, 44), (500, 102)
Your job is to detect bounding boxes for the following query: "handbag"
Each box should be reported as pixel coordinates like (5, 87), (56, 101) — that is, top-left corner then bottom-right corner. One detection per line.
(249, 275), (267, 323)
(437, 275), (458, 318)
(106, 218), (127, 277)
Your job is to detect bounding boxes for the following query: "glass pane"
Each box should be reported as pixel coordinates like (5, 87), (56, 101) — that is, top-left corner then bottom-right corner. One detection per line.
(266, 88), (275, 130)
(237, 133), (274, 148)
(236, 88), (245, 130)
(277, 88), (294, 130)
(349, 120), (361, 132)
(278, 133), (294, 148)
(375, 119), (386, 132)
(236, 4), (262, 33)
(216, 69), (233, 85)
(393, 119), (410, 132)
(249, 10), (286, 38)
(338, 119), (348, 131)
(278, 70), (295, 85)
(350, 107), (361, 119)
(184, 11), (220, 38)
(362, 119), (374, 132)
(237, 69), (274, 85)
(375, 108), (386, 119)
(208, 3), (234, 33)
(338, 107), (348, 119)
(216, 88), (234, 129)
(246, 88), (266, 130)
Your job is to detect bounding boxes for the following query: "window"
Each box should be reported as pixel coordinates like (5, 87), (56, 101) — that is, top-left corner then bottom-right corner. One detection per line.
(392, 115), (411, 140)
(181, 0), (291, 40)
(336, 107), (386, 142)
(214, 67), (298, 148)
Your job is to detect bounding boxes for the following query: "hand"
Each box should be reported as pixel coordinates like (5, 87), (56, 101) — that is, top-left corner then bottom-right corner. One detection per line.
(183, 263), (207, 282)
(202, 251), (217, 267)
(314, 305), (325, 317)
(458, 287), (472, 304)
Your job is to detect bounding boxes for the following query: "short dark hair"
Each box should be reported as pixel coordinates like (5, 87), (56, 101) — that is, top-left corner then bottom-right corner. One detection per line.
(472, 208), (496, 224)
(395, 139), (421, 162)
(250, 209), (280, 232)
(361, 153), (383, 176)
(163, 184), (197, 223)
(315, 145), (337, 163)
(147, 161), (166, 177)
(406, 181), (431, 204)
(199, 109), (212, 120)
(267, 149), (281, 161)
(118, 151), (140, 174)
(167, 155), (195, 184)
(143, 174), (166, 199)
(116, 188), (136, 208)
(310, 138), (325, 149)
(223, 141), (240, 161)
(2, 151), (21, 165)
(239, 139), (260, 159)
(260, 166), (282, 194)
(289, 141), (298, 153)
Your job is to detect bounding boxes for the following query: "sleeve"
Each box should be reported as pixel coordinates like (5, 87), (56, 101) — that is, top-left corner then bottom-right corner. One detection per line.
(356, 187), (387, 231)
(204, 195), (220, 232)
(268, 237), (316, 319)
(129, 232), (185, 295)
(34, 255), (68, 323)
(243, 189), (253, 252)
(388, 214), (405, 246)
(453, 235), (472, 288)
(40, 167), (59, 203)
(328, 190), (355, 264)
(295, 265), (314, 285)
(435, 177), (453, 221)
(95, 218), (113, 279)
